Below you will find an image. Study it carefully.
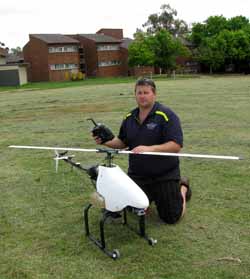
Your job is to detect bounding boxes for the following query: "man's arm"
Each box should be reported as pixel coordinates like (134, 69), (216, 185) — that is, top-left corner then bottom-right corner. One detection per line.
(94, 136), (127, 149)
(131, 141), (181, 154)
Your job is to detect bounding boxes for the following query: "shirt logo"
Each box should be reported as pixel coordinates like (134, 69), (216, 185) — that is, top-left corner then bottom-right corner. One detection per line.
(146, 122), (157, 130)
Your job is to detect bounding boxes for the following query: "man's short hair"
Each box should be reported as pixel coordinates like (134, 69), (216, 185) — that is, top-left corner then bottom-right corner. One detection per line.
(135, 78), (156, 93)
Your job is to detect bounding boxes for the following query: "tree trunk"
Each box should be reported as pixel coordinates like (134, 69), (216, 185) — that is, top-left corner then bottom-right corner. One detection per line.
(209, 65), (213, 74)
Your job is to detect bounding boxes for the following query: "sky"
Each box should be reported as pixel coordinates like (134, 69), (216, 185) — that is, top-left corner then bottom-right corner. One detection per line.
(1, 0), (250, 49)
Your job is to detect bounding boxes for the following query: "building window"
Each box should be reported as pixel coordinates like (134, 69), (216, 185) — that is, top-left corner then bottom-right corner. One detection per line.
(97, 44), (120, 51)
(48, 46), (78, 53)
(98, 60), (121, 67)
(50, 63), (78, 70)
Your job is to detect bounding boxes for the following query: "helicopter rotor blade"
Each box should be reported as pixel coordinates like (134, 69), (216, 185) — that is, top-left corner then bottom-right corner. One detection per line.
(9, 145), (243, 160)
(9, 145), (97, 152)
(118, 150), (243, 160)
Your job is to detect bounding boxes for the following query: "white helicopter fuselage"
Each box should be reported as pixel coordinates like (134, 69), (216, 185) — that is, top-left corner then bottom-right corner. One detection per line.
(96, 165), (149, 212)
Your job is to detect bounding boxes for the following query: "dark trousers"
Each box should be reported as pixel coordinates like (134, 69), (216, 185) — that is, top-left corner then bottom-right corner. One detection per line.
(131, 177), (183, 224)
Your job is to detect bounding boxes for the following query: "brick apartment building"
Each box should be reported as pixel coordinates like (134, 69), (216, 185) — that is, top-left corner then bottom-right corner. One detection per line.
(70, 32), (123, 77)
(23, 29), (135, 82)
(23, 34), (81, 82)
(96, 29), (137, 76)
(21, 28), (199, 82)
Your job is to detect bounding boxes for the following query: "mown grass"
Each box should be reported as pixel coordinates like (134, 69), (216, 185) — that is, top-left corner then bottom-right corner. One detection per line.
(1, 76), (250, 278)
(0, 74), (200, 92)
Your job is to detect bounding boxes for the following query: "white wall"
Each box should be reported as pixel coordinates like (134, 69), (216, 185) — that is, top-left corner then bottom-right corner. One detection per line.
(0, 57), (6, 64)
(18, 66), (28, 85)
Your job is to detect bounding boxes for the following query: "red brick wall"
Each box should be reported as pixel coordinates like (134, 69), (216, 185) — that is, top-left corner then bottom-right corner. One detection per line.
(49, 70), (70, 81)
(23, 36), (80, 82)
(74, 36), (98, 76)
(23, 37), (49, 82)
(97, 66), (122, 77)
(97, 48), (123, 77)
(97, 49), (120, 61)
(75, 35), (125, 77)
(48, 51), (79, 64)
(96, 29), (123, 40)
(62, 32), (131, 78)
(23, 43), (31, 81)
(131, 66), (154, 77)
(48, 50), (79, 81)
(0, 47), (7, 57)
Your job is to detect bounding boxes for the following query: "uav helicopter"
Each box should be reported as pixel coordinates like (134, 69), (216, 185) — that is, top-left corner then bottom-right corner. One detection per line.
(9, 120), (243, 260)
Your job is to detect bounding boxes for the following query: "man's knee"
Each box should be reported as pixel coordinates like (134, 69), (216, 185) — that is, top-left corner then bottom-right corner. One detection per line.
(158, 210), (182, 224)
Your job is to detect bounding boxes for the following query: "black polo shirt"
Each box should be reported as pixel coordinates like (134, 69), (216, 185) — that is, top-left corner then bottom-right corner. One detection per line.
(118, 102), (183, 179)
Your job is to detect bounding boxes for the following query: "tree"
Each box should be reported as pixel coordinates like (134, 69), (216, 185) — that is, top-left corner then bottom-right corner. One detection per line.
(142, 4), (188, 37)
(205, 16), (228, 37)
(190, 16), (227, 44)
(151, 29), (190, 72)
(190, 15), (250, 73)
(218, 30), (250, 71)
(189, 22), (206, 45)
(128, 32), (155, 67)
(197, 36), (226, 73)
(10, 46), (22, 54)
(227, 16), (250, 31)
(128, 29), (190, 73)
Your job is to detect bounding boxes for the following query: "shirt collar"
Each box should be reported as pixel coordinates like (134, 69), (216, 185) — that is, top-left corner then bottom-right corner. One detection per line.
(133, 102), (159, 116)
(132, 102), (160, 122)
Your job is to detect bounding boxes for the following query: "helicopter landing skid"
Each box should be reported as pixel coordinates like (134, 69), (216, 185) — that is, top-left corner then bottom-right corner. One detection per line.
(83, 204), (157, 260)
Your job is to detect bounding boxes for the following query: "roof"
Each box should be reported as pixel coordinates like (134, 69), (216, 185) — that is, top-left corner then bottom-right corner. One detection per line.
(30, 34), (80, 44)
(0, 63), (28, 67)
(97, 28), (123, 33)
(120, 38), (133, 49)
(6, 52), (24, 64)
(78, 34), (121, 43)
(96, 28), (123, 39)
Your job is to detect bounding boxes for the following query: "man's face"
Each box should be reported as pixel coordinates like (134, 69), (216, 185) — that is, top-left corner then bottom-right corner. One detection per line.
(135, 85), (156, 109)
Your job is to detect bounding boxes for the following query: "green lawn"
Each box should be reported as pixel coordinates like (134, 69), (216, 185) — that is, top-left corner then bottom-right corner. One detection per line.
(1, 76), (250, 278)
(0, 74), (199, 92)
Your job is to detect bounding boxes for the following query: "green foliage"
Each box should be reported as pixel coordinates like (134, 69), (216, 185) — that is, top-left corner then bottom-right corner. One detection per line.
(142, 4), (188, 37)
(218, 30), (250, 62)
(128, 32), (155, 67)
(10, 46), (22, 54)
(197, 37), (226, 73)
(152, 29), (190, 71)
(129, 29), (190, 72)
(191, 15), (250, 72)
(227, 16), (250, 31)
(205, 16), (228, 37)
(77, 71), (84, 80)
(190, 23), (207, 45)
(71, 72), (78, 81)
(68, 71), (85, 81)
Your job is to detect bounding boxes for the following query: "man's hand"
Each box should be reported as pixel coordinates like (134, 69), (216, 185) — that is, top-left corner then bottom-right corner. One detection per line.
(92, 134), (127, 149)
(91, 124), (114, 144)
(131, 141), (181, 154)
(131, 145), (153, 153)
(93, 135), (103, 145)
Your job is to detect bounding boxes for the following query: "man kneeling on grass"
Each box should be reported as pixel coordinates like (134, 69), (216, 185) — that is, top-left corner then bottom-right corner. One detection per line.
(93, 78), (191, 224)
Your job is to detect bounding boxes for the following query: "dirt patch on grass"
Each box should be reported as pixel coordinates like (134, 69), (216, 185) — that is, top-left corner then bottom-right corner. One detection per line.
(1, 102), (120, 123)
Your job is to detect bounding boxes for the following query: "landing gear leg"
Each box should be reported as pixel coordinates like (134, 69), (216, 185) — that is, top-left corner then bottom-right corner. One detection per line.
(83, 204), (121, 260)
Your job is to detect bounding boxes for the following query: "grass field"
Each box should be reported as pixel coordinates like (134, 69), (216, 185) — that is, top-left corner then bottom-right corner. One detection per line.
(1, 76), (250, 278)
